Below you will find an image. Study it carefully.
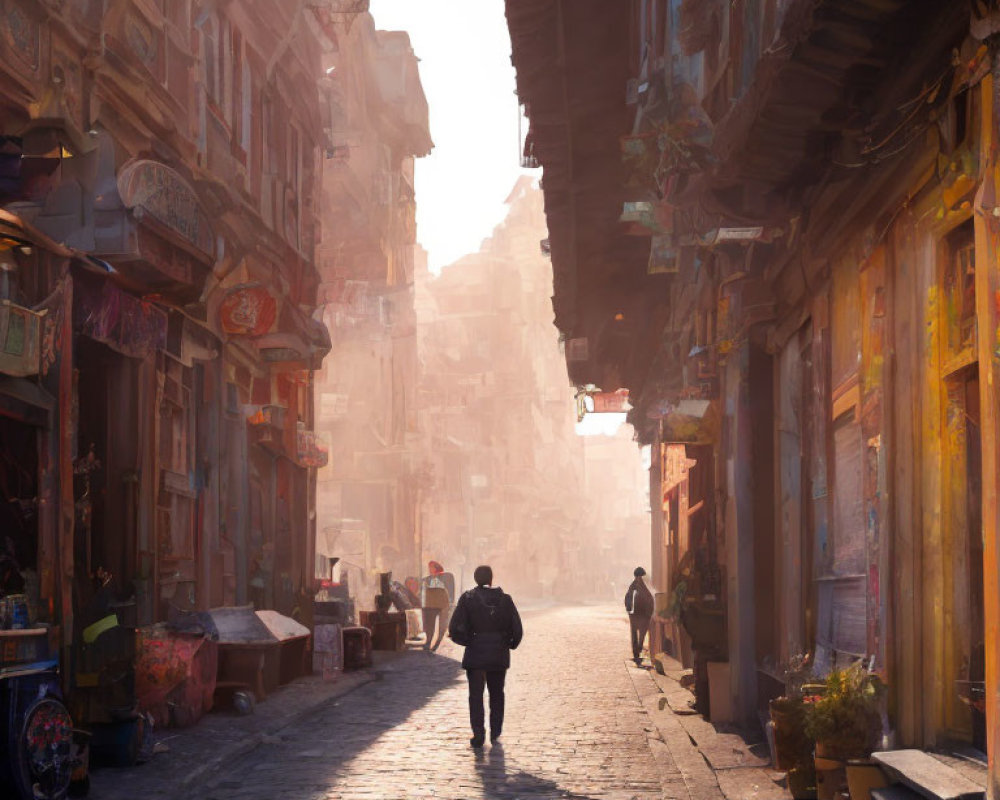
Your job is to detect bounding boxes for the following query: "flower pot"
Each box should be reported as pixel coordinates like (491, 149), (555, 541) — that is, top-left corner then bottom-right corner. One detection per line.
(845, 760), (889, 800)
(770, 698), (811, 771)
(814, 746), (847, 800)
(787, 764), (818, 799)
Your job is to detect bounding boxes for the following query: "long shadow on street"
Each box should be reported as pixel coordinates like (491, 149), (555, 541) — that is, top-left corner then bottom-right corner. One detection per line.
(474, 743), (602, 800)
(201, 649), (467, 798)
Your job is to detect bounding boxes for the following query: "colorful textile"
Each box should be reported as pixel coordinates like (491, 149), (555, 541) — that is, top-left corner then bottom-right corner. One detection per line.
(136, 627), (217, 728)
(74, 274), (166, 358)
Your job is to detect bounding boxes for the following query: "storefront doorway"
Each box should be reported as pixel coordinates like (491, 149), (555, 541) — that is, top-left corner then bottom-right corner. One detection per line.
(945, 366), (985, 751)
(0, 414), (38, 598)
(74, 337), (141, 618)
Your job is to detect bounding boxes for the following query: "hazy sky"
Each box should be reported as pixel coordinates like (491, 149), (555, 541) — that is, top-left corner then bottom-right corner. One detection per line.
(368, 0), (535, 273)
(368, 1), (627, 438)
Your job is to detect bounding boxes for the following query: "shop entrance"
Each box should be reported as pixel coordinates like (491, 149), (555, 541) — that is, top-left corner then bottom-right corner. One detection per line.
(74, 337), (141, 614)
(945, 367), (985, 751)
(0, 414), (38, 598)
(963, 372), (984, 752)
(940, 220), (985, 751)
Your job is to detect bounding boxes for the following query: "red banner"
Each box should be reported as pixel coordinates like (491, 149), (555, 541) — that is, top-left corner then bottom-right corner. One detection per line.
(220, 285), (277, 336)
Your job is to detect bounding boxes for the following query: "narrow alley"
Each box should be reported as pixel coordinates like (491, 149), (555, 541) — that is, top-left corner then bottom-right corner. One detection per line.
(201, 606), (671, 800)
(6, 1), (1000, 798)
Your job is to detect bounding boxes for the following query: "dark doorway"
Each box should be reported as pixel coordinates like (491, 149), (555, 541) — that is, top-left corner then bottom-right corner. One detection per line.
(74, 337), (140, 603)
(963, 370), (985, 753)
(0, 414), (38, 594)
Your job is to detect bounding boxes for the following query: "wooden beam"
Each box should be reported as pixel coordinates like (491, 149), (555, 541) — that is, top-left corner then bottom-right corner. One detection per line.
(975, 63), (1000, 800)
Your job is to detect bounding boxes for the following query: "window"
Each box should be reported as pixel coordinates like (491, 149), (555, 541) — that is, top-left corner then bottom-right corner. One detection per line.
(223, 23), (234, 124)
(156, 354), (195, 563)
(286, 125), (301, 248)
(263, 96), (281, 175)
(124, 11), (165, 83)
(202, 14), (220, 105)
(240, 53), (252, 153)
(201, 12), (236, 123)
(655, 0), (667, 59)
(945, 220), (976, 353)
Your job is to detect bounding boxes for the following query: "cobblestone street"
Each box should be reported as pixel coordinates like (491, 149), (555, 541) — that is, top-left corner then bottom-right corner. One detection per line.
(200, 605), (672, 800)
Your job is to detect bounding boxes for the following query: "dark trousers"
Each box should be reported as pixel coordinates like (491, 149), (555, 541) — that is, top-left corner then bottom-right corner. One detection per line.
(422, 607), (447, 649)
(467, 669), (506, 738)
(630, 615), (651, 660)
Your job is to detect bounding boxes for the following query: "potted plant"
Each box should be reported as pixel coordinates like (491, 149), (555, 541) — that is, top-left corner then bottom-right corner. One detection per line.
(769, 654), (817, 798)
(803, 662), (886, 800)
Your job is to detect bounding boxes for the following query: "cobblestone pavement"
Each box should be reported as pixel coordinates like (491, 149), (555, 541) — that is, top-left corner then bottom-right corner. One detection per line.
(201, 605), (671, 800)
(88, 670), (377, 800)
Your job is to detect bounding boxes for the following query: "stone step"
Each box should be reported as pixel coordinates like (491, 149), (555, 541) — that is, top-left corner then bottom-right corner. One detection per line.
(872, 750), (985, 800)
(871, 787), (925, 800)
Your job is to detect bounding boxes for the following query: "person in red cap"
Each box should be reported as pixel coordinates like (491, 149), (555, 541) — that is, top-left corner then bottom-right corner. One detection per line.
(420, 560), (455, 651)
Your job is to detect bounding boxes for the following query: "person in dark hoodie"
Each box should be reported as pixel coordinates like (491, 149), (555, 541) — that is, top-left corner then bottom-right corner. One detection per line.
(624, 566), (654, 664)
(448, 564), (523, 748)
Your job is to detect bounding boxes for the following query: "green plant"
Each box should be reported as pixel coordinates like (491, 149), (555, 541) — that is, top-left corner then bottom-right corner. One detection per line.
(803, 662), (886, 760)
(666, 578), (688, 621)
(768, 653), (816, 771)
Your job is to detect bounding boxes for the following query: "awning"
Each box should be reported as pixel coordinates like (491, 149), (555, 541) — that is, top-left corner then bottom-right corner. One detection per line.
(0, 376), (54, 427)
(659, 400), (721, 445)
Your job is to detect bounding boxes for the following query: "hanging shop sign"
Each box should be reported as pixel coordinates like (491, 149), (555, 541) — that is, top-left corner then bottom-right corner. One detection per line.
(0, 300), (43, 377)
(220, 285), (278, 336)
(714, 226), (764, 242)
(620, 201), (654, 224)
(296, 427), (329, 469)
(648, 235), (679, 274)
(590, 389), (630, 413)
(575, 388), (630, 421)
(659, 399), (720, 445)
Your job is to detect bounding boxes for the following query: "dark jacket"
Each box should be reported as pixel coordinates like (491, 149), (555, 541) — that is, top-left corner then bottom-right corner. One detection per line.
(448, 586), (523, 671)
(624, 578), (654, 618)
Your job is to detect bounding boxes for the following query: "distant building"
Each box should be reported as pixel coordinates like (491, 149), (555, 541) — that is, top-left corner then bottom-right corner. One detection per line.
(313, 15), (432, 606)
(415, 178), (647, 599)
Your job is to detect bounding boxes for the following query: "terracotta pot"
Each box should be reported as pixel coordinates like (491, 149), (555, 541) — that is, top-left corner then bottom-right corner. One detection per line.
(770, 699), (811, 771)
(814, 746), (847, 800)
(815, 739), (868, 763)
(787, 764), (818, 799)
(845, 761), (889, 800)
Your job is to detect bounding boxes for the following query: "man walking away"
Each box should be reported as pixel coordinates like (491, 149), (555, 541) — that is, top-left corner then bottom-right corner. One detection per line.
(449, 565), (522, 748)
(624, 566), (654, 664)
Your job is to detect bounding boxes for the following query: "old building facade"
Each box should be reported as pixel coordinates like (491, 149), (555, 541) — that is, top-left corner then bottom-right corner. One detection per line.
(415, 178), (648, 600)
(312, 12), (432, 604)
(0, 0), (332, 671)
(509, 0), (1000, 790)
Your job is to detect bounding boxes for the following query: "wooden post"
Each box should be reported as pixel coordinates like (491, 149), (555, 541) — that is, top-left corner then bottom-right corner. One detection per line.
(58, 277), (75, 653)
(975, 57), (1000, 799)
(726, 342), (758, 728)
(650, 424), (664, 593)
